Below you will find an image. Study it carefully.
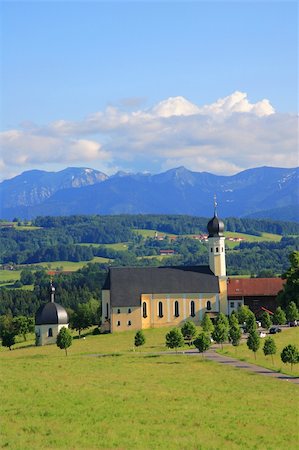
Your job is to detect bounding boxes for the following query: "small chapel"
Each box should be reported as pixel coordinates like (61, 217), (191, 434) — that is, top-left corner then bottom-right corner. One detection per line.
(35, 282), (69, 345)
(101, 206), (228, 333)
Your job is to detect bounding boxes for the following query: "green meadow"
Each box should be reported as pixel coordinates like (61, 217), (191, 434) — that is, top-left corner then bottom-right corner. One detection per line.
(32, 256), (110, 271)
(1, 327), (298, 449)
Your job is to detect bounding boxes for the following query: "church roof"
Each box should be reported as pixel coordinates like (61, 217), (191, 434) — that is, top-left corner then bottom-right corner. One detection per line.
(104, 266), (220, 307)
(35, 301), (69, 325)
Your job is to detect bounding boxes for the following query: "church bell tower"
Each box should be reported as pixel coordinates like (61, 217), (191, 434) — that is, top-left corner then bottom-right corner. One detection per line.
(207, 196), (226, 277)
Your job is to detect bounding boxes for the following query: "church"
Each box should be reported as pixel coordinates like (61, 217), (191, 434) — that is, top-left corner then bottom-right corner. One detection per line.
(101, 208), (229, 333)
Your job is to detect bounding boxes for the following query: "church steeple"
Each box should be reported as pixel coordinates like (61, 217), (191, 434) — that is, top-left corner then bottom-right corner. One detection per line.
(50, 280), (55, 303)
(207, 197), (226, 277)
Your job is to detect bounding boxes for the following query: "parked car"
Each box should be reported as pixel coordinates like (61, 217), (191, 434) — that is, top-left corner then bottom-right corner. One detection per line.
(289, 321), (298, 327)
(269, 326), (282, 334)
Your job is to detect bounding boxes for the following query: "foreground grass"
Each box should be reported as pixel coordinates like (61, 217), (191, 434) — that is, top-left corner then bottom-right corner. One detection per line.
(219, 327), (299, 377)
(1, 328), (298, 449)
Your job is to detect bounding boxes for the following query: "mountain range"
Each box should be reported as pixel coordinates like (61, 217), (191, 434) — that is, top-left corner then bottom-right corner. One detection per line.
(0, 166), (298, 221)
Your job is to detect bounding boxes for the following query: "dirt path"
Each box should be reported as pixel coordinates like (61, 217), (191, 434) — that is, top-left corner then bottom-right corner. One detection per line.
(183, 346), (299, 385)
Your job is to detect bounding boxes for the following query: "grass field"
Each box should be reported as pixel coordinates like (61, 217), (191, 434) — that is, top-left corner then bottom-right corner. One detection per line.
(0, 327), (298, 449)
(224, 231), (282, 248)
(134, 228), (178, 238)
(32, 256), (110, 271)
(0, 270), (21, 283)
(219, 327), (299, 376)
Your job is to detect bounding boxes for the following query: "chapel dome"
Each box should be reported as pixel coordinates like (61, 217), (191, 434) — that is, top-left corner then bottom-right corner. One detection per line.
(35, 301), (69, 326)
(207, 214), (225, 237)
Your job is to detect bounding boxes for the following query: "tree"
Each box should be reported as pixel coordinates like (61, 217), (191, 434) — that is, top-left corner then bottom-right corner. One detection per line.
(181, 320), (197, 346)
(229, 315), (242, 348)
(260, 311), (272, 330)
(56, 327), (72, 356)
(20, 269), (35, 285)
(1, 331), (16, 351)
(286, 301), (299, 323)
(165, 328), (184, 353)
(212, 313), (229, 349)
(245, 310), (257, 334)
(263, 337), (277, 364)
(193, 332), (211, 357)
(134, 330), (145, 349)
(280, 344), (299, 371)
(201, 313), (214, 334)
(71, 303), (93, 337)
(278, 251), (299, 309)
(236, 305), (251, 325)
(272, 306), (286, 325)
(246, 330), (260, 360)
(13, 316), (34, 341)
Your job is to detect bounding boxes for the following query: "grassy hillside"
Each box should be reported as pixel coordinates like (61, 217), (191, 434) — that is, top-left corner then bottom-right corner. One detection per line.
(1, 327), (298, 449)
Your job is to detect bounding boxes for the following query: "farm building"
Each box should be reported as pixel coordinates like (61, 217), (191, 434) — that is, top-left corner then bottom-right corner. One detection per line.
(101, 208), (228, 333)
(227, 277), (284, 316)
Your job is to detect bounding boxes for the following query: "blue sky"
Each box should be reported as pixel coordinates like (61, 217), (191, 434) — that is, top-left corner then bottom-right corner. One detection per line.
(0, 1), (298, 180)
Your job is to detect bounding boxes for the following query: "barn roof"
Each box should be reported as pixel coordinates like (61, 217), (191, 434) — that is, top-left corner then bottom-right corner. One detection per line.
(227, 278), (284, 297)
(104, 266), (220, 307)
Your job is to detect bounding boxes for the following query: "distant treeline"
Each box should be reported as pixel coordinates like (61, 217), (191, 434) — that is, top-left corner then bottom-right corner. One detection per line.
(33, 214), (299, 236)
(1, 215), (298, 266)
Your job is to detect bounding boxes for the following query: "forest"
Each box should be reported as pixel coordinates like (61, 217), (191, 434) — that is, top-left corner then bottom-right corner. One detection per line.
(0, 214), (298, 317)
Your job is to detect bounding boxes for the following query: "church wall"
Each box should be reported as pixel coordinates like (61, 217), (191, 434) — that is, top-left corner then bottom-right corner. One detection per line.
(35, 323), (69, 346)
(218, 278), (228, 315)
(110, 306), (142, 333)
(101, 290), (111, 333)
(141, 293), (219, 329)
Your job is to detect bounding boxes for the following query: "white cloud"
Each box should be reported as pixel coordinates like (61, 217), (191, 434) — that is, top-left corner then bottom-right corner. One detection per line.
(198, 91), (275, 117)
(0, 91), (297, 180)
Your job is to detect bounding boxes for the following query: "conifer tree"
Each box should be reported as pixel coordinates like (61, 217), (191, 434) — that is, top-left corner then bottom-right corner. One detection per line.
(201, 313), (214, 334)
(272, 307), (286, 325)
(247, 330), (260, 360)
(134, 330), (146, 349)
(181, 320), (197, 346)
(263, 337), (277, 364)
(194, 332), (211, 357)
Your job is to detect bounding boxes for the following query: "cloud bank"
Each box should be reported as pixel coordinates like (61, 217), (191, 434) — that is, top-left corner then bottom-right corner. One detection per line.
(0, 91), (297, 180)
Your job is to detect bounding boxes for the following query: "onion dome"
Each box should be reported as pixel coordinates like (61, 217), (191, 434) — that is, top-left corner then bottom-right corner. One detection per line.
(207, 195), (225, 237)
(35, 282), (69, 325)
(35, 302), (69, 325)
(207, 215), (225, 237)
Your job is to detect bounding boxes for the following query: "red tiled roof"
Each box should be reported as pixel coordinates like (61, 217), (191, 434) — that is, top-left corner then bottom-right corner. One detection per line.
(227, 278), (285, 296)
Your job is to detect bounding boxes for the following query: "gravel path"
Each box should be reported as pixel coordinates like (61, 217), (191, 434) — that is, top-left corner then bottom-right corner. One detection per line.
(183, 346), (299, 385)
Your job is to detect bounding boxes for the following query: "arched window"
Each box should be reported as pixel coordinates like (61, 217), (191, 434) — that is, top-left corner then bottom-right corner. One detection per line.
(128, 320), (131, 326)
(216, 247), (219, 253)
(210, 248), (213, 253)
(128, 308), (131, 314)
(48, 328), (53, 337)
(117, 321), (120, 327)
(117, 309), (121, 314)
(190, 301), (195, 317)
(143, 302), (147, 318)
(174, 301), (179, 317)
(207, 301), (211, 311)
(158, 301), (163, 318)
(105, 303), (109, 319)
